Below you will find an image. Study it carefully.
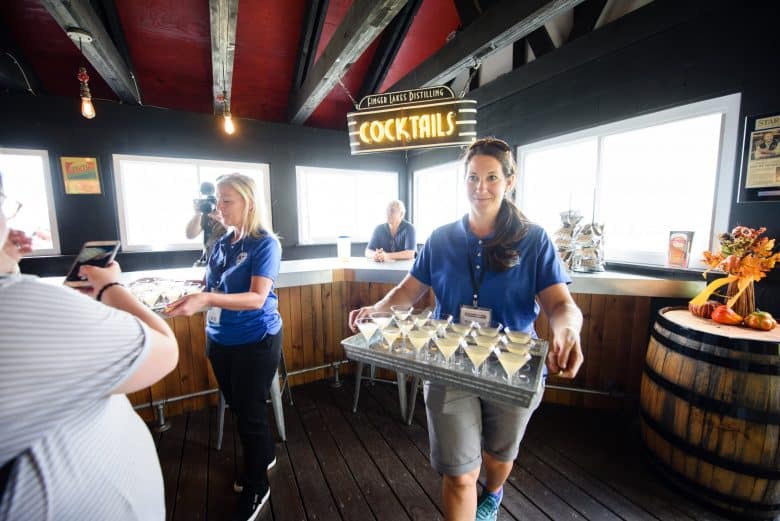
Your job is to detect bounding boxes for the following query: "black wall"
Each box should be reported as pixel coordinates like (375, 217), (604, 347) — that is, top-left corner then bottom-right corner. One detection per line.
(407, 1), (780, 314)
(0, 94), (405, 275)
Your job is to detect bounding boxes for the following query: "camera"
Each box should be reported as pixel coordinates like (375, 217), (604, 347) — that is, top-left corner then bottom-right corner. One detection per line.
(195, 181), (217, 214)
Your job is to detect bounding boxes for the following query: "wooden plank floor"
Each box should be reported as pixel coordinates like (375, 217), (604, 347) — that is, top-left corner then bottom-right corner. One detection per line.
(150, 380), (737, 521)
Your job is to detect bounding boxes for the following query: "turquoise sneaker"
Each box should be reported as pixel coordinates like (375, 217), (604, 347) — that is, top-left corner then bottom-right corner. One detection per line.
(475, 490), (501, 521)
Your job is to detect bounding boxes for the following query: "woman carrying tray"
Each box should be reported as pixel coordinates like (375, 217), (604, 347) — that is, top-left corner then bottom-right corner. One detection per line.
(349, 137), (583, 521)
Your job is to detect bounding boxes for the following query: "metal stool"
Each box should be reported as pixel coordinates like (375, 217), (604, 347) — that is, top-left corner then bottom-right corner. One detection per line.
(352, 361), (408, 421)
(216, 349), (292, 450)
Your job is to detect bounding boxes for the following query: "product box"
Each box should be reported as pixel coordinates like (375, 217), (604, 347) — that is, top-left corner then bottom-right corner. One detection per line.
(668, 231), (694, 268)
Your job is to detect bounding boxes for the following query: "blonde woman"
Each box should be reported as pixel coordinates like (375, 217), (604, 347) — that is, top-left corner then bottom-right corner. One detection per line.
(167, 173), (281, 521)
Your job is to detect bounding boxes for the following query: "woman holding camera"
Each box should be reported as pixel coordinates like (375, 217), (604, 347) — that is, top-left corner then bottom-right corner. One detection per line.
(167, 173), (281, 521)
(186, 182), (227, 266)
(349, 138), (583, 521)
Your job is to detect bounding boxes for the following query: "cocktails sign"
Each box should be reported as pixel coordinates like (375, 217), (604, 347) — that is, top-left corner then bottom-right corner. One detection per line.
(347, 86), (477, 155)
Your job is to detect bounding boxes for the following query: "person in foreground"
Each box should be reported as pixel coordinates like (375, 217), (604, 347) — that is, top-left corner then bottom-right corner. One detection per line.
(365, 200), (417, 262)
(349, 138), (583, 521)
(166, 173), (282, 521)
(0, 173), (179, 520)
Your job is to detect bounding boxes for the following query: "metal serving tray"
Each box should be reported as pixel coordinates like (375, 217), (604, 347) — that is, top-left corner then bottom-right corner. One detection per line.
(341, 334), (548, 408)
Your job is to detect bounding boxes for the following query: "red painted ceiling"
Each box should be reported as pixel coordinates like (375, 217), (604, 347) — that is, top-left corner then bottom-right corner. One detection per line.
(0, 0), (463, 130)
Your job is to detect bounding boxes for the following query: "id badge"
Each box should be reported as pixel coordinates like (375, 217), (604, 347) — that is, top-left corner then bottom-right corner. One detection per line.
(459, 305), (492, 328)
(206, 289), (222, 324)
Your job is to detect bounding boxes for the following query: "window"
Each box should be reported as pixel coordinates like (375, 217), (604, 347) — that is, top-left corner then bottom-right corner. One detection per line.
(0, 148), (60, 254)
(113, 155), (271, 251)
(517, 94), (741, 268)
(412, 161), (469, 243)
(296, 166), (398, 244)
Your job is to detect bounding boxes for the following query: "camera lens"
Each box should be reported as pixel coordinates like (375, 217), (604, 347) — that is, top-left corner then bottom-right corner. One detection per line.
(197, 199), (216, 213)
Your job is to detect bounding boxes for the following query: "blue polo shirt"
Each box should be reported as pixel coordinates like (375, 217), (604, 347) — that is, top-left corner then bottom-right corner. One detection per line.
(205, 230), (282, 345)
(367, 220), (417, 253)
(410, 215), (570, 336)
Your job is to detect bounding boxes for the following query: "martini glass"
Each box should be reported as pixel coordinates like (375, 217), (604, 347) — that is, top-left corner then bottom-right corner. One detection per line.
(504, 326), (532, 345)
(433, 336), (462, 367)
(395, 318), (415, 353)
(407, 330), (431, 359)
(380, 326), (401, 351)
(449, 321), (474, 337)
(370, 311), (394, 331)
(411, 309), (432, 328)
(496, 350), (532, 385)
(474, 321), (503, 339)
(390, 304), (413, 321)
(464, 344), (493, 376)
(428, 313), (453, 336)
(356, 317), (378, 348)
(503, 340), (531, 357)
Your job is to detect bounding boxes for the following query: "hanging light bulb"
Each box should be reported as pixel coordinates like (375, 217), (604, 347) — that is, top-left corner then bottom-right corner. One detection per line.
(222, 91), (235, 134)
(77, 66), (96, 119)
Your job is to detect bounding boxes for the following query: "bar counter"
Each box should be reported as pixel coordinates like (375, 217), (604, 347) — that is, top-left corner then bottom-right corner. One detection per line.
(45, 258), (703, 420)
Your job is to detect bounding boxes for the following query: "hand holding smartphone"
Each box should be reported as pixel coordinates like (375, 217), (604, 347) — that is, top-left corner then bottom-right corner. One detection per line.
(64, 240), (121, 288)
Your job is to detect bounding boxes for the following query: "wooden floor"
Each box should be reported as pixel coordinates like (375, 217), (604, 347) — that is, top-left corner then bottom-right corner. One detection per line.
(151, 379), (737, 521)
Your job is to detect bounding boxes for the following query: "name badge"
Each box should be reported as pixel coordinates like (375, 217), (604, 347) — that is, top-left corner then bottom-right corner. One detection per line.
(459, 305), (492, 328)
(206, 289), (222, 324)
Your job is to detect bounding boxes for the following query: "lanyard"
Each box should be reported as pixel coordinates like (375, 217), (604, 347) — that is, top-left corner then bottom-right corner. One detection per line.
(466, 239), (486, 307)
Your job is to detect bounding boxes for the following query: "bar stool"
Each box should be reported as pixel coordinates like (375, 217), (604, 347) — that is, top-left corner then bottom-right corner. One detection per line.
(216, 349), (292, 450)
(352, 361), (408, 421)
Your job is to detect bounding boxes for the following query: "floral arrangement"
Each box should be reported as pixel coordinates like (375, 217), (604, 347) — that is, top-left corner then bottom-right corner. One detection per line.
(690, 225), (780, 311)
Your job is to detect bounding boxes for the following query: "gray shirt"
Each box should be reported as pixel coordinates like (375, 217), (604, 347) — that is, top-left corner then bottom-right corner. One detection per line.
(0, 275), (164, 520)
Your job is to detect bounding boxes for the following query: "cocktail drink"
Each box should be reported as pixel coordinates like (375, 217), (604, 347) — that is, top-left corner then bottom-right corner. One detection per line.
(496, 350), (532, 384)
(474, 321), (502, 338)
(395, 318), (415, 352)
(381, 326), (401, 350)
(464, 345), (492, 375)
(504, 326), (532, 344)
(407, 330), (431, 359)
(473, 334), (500, 349)
(411, 309), (432, 328)
(390, 304), (413, 321)
(449, 322), (473, 336)
(428, 313), (453, 335)
(356, 317), (378, 347)
(503, 340), (531, 356)
(370, 311), (394, 331)
(434, 336), (462, 367)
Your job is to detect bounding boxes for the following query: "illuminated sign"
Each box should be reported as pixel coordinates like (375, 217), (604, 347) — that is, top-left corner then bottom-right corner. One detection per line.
(347, 86), (477, 155)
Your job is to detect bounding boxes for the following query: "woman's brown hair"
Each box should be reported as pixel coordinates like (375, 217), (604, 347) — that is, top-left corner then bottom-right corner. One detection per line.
(463, 137), (530, 272)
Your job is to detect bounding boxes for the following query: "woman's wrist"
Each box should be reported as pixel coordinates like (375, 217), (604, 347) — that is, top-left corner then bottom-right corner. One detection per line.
(96, 281), (124, 302)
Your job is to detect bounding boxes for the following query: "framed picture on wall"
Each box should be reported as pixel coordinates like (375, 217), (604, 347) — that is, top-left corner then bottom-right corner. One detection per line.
(738, 112), (780, 203)
(60, 156), (102, 195)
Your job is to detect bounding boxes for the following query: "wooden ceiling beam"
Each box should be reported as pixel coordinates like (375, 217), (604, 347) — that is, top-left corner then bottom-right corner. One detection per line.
(288, 0), (408, 125)
(527, 26), (555, 58)
(209, 0), (240, 113)
(41, 0), (140, 104)
(358, 0), (423, 99)
(568, 0), (608, 42)
(292, 0), (329, 91)
(387, 0), (585, 92)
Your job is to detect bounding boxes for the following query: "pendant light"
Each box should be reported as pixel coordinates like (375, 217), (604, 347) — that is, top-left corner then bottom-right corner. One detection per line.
(67, 28), (96, 120)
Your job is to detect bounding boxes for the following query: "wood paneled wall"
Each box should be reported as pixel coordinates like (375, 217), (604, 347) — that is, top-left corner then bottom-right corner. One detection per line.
(128, 277), (651, 420)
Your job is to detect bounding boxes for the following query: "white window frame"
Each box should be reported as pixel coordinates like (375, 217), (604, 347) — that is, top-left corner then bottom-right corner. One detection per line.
(296, 165), (399, 245)
(412, 160), (467, 243)
(0, 147), (61, 256)
(113, 154), (272, 252)
(517, 93), (741, 266)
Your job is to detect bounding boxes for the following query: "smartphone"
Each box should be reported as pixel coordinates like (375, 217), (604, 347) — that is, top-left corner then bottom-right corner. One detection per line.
(64, 240), (121, 287)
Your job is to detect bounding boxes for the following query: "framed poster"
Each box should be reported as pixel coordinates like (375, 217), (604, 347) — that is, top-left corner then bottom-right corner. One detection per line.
(61, 156), (101, 195)
(738, 112), (780, 202)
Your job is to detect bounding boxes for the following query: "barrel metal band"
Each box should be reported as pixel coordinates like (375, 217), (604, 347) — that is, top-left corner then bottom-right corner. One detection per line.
(639, 408), (780, 480)
(641, 444), (780, 512)
(642, 364), (780, 424)
(651, 328), (780, 376)
(657, 307), (780, 356)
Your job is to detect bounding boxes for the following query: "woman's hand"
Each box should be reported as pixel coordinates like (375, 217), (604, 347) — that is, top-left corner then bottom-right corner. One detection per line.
(3, 229), (33, 263)
(348, 305), (377, 332)
(372, 248), (386, 262)
(164, 292), (212, 317)
(546, 326), (583, 379)
(79, 262), (122, 299)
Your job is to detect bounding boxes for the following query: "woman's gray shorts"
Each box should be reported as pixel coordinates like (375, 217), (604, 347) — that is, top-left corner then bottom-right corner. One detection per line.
(423, 382), (543, 476)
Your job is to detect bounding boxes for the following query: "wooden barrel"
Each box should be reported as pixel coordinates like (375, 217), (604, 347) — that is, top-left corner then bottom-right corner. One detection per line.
(640, 307), (780, 520)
